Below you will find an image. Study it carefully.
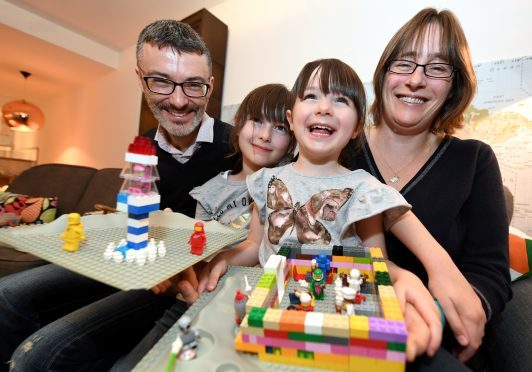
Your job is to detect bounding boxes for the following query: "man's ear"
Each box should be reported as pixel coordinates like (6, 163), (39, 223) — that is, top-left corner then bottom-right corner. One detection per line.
(206, 76), (215, 99)
(287, 109), (294, 131)
(135, 68), (144, 90)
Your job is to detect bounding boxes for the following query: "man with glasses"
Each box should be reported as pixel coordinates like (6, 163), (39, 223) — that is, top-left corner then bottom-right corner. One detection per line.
(0, 20), (236, 372)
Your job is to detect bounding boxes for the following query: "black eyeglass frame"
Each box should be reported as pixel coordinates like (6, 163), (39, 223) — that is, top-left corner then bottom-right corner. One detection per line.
(137, 66), (211, 98)
(388, 59), (456, 79)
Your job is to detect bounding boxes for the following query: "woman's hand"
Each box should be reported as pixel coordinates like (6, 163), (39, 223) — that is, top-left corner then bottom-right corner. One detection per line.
(388, 261), (443, 359)
(428, 264), (486, 362)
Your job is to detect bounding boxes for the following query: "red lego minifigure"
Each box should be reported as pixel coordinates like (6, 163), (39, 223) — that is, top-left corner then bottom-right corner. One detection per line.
(189, 222), (206, 255)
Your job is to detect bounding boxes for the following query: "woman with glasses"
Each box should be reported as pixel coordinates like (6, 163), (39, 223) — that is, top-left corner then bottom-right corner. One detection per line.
(346, 7), (511, 370)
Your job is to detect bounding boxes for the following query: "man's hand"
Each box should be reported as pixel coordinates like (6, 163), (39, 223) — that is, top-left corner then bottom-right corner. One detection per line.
(151, 267), (200, 306)
(197, 257), (229, 294)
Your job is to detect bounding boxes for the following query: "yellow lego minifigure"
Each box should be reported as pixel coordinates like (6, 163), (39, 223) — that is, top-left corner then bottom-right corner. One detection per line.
(61, 213), (86, 252)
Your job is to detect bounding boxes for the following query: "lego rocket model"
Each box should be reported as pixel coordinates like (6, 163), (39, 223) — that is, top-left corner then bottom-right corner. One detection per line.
(116, 136), (160, 251)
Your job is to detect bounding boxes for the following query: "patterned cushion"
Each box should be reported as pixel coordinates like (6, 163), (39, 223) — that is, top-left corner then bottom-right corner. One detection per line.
(0, 192), (58, 226)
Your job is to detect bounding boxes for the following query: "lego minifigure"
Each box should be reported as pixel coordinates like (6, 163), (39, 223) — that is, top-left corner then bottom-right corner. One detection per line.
(176, 315), (201, 360)
(310, 267), (326, 300)
(348, 268), (363, 292)
(314, 253), (331, 275)
(61, 213), (86, 252)
(189, 221), (206, 255)
(234, 290), (249, 326)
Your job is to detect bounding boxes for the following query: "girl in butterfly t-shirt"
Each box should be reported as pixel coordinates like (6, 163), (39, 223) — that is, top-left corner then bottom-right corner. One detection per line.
(198, 59), (478, 360)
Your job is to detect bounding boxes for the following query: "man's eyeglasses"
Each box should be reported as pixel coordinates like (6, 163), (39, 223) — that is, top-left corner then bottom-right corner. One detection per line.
(388, 60), (456, 78)
(138, 67), (210, 98)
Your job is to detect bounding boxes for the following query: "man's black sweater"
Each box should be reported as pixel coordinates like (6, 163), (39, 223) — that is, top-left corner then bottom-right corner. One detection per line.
(144, 118), (237, 218)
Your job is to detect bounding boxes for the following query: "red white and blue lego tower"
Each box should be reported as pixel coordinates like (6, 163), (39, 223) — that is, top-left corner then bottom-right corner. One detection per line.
(116, 136), (160, 250)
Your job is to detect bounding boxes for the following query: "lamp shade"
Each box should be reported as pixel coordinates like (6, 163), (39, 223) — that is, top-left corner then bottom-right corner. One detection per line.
(2, 100), (45, 130)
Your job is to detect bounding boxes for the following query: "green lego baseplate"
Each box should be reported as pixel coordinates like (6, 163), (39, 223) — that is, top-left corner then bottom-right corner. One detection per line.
(134, 266), (334, 372)
(0, 211), (246, 290)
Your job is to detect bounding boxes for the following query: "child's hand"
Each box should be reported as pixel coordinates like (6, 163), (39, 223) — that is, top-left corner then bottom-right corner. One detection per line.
(403, 302), (433, 361)
(151, 267), (200, 305)
(197, 257), (229, 294)
(388, 262), (443, 358)
(427, 265), (486, 362)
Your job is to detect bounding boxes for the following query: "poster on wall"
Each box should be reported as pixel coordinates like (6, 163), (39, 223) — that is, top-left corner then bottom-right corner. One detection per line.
(221, 56), (532, 236)
(457, 56), (532, 236)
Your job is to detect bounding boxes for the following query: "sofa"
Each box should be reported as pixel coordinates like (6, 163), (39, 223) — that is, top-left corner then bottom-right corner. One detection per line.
(0, 163), (122, 277)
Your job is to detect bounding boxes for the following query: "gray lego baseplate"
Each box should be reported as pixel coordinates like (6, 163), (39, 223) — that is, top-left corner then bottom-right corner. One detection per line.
(135, 266), (343, 372)
(0, 212), (246, 290)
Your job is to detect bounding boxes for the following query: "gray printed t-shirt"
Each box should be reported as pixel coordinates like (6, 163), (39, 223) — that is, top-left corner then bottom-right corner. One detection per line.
(189, 171), (253, 229)
(247, 164), (411, 266)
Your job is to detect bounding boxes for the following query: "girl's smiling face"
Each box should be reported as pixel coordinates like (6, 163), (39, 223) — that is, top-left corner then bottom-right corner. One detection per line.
(238, 118), (291, 173)
(287, 68), (359, 165)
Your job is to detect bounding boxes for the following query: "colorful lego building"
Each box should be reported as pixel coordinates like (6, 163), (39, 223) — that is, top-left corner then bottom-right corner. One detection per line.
(234, 244), (407, 371)
(116, 136), (160, 252)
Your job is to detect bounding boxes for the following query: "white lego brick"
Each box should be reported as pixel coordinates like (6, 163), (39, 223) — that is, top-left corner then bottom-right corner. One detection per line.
(127, 194), (161, 206)
(128, 218), (149, 228)
(304, 312), (324, 335)
(125, 152), (158, 165)
(127, 232), (149, 243)
(264, 254), (282, 274)
(116, 202), (128, 213)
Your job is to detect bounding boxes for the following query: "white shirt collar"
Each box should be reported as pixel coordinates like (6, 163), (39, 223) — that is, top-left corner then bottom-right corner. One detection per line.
(154, 113), (214, 163)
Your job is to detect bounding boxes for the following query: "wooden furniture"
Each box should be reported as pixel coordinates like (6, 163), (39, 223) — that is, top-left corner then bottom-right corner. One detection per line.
(138, 8), (228, 135)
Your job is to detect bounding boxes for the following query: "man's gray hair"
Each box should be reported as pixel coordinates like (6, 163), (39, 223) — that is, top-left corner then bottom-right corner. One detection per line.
(136, 20), (212, 74)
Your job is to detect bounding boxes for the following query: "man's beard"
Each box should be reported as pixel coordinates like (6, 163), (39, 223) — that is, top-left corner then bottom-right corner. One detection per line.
(147, 99), (205, 137)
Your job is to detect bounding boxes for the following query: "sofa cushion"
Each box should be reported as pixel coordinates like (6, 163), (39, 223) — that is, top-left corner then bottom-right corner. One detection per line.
(7, 164), (96, 216)
(75, 168), (122, 215)
(0, 192), (58, 225)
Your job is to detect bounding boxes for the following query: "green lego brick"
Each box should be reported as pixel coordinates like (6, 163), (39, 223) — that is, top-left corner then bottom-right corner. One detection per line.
(257, 273), (276, 289)
(277, 246), (291, 258)
(375, 271), (392, 286)
(387, 341), (407, 352)
(248, 307), (267, 328)
(288, 332), (324, 343)
(297, 350), (315, 360)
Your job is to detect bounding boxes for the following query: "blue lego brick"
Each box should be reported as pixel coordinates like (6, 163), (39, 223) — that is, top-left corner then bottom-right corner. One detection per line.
(128, 212), (149, 220)
(128, 203), (160, 215)
(127, 240), (148, 249)
(117, 192), (128, 204)
(127, 225), (149, 235)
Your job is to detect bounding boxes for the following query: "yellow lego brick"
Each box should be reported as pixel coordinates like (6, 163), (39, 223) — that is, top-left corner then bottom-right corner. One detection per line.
(239, 316), (265, 336)
(314, 360), (349, 371)
(332, 255), (355, 263)
(378, 285), (396, 298)
(369, 247), (384, 258)
(337, 268), (352, 277)
(234, 331), (263, 354)
(322, 313), (350, 338)
(281, 347), (298, 358)
(349, 315), (370, 339)
(349, 355), (379, 371)
(372, 262), (388, 272)
(314, 353), (349, 369)
(374, 358), (405, 372)
(262, 308), (283, 330)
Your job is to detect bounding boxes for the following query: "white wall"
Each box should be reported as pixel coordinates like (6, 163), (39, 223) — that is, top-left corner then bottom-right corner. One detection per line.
(210, 0), (532, 106)
(37, 45), (140, 169)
